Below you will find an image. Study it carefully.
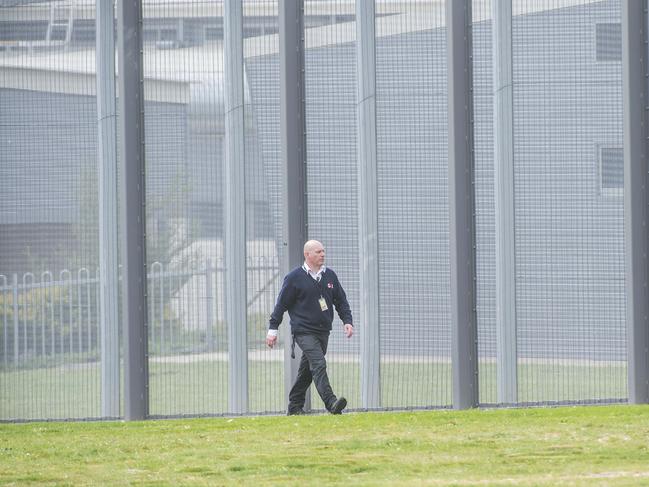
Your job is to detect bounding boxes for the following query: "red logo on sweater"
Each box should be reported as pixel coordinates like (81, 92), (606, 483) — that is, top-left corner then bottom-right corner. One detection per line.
(327, 283), (333, 289)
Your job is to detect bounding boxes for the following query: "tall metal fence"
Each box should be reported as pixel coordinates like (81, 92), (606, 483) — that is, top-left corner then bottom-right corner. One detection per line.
(0, 0), (639, 420)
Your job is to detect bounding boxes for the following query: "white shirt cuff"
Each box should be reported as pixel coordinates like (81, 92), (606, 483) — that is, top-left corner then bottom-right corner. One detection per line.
(267, 329), (278, 337)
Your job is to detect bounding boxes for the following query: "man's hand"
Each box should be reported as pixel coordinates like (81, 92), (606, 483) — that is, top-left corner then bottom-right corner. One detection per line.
(266, 334), (278, 348)
(344, 324), (354, 338)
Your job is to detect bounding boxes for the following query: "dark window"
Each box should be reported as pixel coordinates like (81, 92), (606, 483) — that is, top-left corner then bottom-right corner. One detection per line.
(205, 26), (223, 41)
(600, 147), (623, 194)
(159, 28), (177, 41)
(49, 26), (68, 42)
(143, 29), (158, 43)
(596, 23), (621, 62)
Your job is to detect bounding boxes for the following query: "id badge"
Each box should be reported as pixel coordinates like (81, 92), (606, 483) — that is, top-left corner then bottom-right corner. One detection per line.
(318, 297), (329, 312)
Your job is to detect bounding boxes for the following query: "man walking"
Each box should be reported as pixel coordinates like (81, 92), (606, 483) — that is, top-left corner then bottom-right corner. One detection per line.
(266, 240), (354, 415)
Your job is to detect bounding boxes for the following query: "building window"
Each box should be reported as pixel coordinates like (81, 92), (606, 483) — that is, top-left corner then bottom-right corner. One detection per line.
(595, 23), (621, 63)
(143, 29), (157, 43)
(159, 28), (178, 42)
(205, 26), (223, 41)
(599, 147), (623, 196)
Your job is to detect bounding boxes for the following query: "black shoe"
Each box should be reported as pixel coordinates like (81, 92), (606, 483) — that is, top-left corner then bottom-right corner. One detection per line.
(329, 397), (347, 415)
(287, 408), (306, 416)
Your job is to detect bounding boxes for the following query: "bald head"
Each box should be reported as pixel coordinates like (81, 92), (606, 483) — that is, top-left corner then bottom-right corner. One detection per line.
(303, 240), (323, 253)
(303, 240), (325, 270)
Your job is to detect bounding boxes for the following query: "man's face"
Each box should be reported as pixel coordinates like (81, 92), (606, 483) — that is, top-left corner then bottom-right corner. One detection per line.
(305, 244), (325, 269)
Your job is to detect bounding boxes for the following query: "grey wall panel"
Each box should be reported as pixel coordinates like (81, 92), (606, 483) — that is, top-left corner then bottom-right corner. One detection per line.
(0, 89), (96, 226)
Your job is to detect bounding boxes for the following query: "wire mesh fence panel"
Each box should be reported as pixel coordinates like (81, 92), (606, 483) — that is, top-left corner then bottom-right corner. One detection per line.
(243, 0), (285, 415)
(0, 1), (102, 420)
(512, 0), (626, 404)
(141, 0), (286, 416)
(510, 0), (625, 404)
(304, 0), (361, 411)
(142, 0), (230, 416)
(472, 0), (626, 406)
(375, 1), (452, 408)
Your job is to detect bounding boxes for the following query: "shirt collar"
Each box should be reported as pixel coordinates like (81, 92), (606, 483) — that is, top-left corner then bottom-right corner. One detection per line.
(303, 262), (326, 279)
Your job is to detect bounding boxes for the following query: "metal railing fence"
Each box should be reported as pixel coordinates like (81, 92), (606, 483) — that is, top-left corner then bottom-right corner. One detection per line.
(0, 258), (280, 369)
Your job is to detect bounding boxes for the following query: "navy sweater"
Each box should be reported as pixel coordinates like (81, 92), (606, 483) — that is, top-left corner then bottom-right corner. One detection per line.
(269, 266), (353, 335)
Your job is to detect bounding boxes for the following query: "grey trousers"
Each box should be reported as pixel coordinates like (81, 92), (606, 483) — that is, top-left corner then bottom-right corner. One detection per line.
(288, 332), (336, 412)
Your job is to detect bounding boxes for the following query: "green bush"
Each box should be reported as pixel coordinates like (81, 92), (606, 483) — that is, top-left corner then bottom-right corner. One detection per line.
(0, 284), (98, 369)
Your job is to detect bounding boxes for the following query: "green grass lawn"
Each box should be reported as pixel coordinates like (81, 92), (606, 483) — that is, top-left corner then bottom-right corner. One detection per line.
(1, 405), (649, 486)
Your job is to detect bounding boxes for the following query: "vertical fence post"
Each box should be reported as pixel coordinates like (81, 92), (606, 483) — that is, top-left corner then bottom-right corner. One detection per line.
(85, 270), (92, 353)
(448, 0), (479, 409)
(492, 0), (517, 405)
(149, 264), (156, 353)
(38, 272), (53, 359)
(623, 0), (649, 404)
(40, 273), (47, 357)
(224, 0), (249, 414)
(78, 270), (83, 354)
(356, 0), (381, 409)
(12, 274), (18, 365)
(205, 259), (214, 351)
(160, 264), (165, 354)
(279, 0), (309, 412)
(22, 274), (34, 364)
(118, 0), (149, 421)
(50, 274), (56, 357)
(58, 273), (64, 356)
(66, 272), (73, 356)
(97, 0), (121, 419)
(1, 275), (7, 366)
